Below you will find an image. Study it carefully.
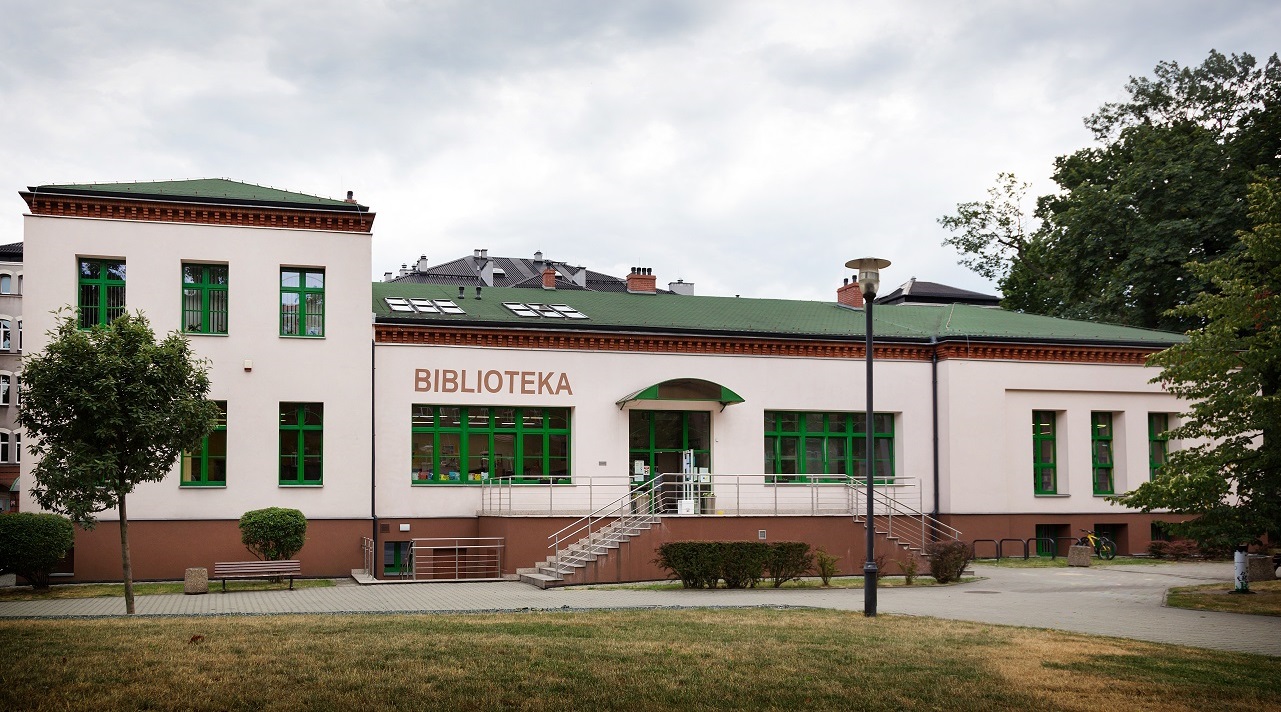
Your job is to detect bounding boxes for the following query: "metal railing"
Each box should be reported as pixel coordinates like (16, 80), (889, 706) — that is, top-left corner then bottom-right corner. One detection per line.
(546, 474), (669, 577)
(849, 477), (962, 553)
(482, 473), (927, 517)
(409, 537), (504, 580)
(361, 536), (375, 576)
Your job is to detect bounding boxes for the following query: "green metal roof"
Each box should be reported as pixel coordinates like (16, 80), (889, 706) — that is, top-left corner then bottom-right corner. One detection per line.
(28, 179), (363, 210)
(372, 283), (1184, 346)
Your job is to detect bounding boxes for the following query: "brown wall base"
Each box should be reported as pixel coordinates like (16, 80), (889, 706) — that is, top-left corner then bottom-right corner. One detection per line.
(938, 512), (1194, 557)
(66, 519), (370, 582)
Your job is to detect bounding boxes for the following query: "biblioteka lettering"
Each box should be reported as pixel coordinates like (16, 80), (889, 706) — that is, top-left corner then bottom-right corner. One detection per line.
(414, 368), (574, 396)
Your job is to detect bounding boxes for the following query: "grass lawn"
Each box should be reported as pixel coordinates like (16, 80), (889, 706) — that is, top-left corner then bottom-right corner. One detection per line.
(976, 555), (1162, 568)
(1166, 579), (1281, 617)
(1, 609), (1277, 711)
(0, 578), (334, 602)
(583, 575), (979, 591)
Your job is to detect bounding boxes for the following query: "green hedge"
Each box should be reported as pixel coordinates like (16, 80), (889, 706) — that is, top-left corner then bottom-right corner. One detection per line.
(0, 513), (75, 590)
(655, 541), (813, 589)
(239, 507), (308, 561)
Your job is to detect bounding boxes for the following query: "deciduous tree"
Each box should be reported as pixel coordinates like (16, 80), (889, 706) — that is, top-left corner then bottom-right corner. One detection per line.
(1112, 177), (1281, 547)
(19, 312), (218, 613)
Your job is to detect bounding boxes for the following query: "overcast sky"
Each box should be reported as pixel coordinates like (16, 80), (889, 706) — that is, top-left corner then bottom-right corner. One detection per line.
(2, 2), (1277, 299)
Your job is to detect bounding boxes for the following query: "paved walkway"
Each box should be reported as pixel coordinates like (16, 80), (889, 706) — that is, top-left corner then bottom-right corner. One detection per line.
(2, 562), (1277, 656)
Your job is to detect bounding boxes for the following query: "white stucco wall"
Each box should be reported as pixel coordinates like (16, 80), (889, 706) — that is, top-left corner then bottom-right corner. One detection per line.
(938, 357), (1180, 515)
(20, 214), (372, 521)
(373, 342), (935, 519)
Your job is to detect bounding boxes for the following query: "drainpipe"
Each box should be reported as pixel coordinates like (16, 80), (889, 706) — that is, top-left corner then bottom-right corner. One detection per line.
(930, 336), (940, 535)
(371, 338), (378, 547)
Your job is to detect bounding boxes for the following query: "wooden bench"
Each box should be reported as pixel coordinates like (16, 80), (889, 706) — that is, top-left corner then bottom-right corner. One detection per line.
(212, 560), (302, 592)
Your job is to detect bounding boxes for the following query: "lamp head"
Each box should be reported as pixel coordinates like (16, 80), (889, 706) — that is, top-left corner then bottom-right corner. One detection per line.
(844, 257), (891, 299)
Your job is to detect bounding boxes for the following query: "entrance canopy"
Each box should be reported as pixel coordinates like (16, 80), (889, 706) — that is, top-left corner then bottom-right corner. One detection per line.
(616, 378), (744, 410)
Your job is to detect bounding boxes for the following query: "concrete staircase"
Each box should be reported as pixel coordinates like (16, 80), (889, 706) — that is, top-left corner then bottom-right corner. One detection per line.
(518, 514), (659, 588)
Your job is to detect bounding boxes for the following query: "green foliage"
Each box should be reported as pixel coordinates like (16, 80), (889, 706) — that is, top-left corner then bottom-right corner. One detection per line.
(765, 541), (813, 588)
(239, 508), (308, 561)
(926, 541), (972, 584)
(655, 541), (810, 589)
(18, 311), (219, 526)
(1111, 177), (1281, 547)
(941, 50), (1281, 331)
(0, 513), (75, 590)
(814, 547), (840, 586)
(898, 555), (920, 585)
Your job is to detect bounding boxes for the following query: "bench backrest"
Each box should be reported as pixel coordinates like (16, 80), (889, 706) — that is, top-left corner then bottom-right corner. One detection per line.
(213, 560), (302, 575)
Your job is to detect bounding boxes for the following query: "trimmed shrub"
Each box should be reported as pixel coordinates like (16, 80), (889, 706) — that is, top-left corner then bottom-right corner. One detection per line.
(766, 541), (813, 588)
(1147, 540), (1171, 559)
(0, 513), (75, 590)
(925, 541), (971, 583)
(1167, 540), (1199, 562)
(656, 542), (724, 588)
(239, 507), (308, 561)
(720, 542), (768, 588)
(814, 547), (840, 586)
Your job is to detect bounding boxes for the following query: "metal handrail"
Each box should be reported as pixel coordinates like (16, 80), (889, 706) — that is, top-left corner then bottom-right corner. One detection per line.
(847, 476), (962, 554)
(547, 473), (669, 575)
(409, 537), (504, 580)
(360, 536), (375, 576)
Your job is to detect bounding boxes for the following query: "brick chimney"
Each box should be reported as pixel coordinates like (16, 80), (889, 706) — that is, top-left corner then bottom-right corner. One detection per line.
(627, 267), (657, 294)
(837, 277), (864, 307)
(345, 190), (357, 204)
(542, 268), (557, 290)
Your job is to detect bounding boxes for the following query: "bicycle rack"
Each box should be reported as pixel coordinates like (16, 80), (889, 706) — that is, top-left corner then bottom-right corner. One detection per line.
(999, 538), (1028, 559)
(971, 539), (1000, 560)
(1026, 537), (1059, 559)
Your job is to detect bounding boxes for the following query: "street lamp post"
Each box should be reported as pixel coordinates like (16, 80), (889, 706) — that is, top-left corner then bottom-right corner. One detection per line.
(846, 257), (890, 617)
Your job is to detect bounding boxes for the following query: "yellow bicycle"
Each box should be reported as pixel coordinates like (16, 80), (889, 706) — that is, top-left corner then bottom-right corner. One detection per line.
(1076, 529), (1117, 560)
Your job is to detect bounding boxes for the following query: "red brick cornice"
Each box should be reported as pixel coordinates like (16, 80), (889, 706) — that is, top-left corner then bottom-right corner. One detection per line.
(20, 193), (374, 233)
(376, 324), (1163, 365)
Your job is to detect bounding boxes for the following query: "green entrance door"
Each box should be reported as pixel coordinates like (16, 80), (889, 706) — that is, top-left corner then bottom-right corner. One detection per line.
(628, 411), (712, 514)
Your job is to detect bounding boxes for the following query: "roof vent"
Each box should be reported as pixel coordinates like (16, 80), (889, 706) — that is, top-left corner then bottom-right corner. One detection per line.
(458, 286), (465, 299)
(416, 255), (429, 273)
(345, 190), (356, 204)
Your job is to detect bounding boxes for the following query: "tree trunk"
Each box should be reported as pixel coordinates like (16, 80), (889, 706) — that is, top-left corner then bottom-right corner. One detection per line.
(119, 492), (135, 615)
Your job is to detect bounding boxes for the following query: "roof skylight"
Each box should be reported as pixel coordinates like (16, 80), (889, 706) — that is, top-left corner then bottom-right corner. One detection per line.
(502, 302), (589, 319)
(383, 297), (467, 315)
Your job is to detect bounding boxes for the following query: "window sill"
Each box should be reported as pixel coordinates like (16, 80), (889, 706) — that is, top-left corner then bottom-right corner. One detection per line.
(182, 332), (229, 337)
(279, 334), (326, 339)
(1034, 493), (1071, 498)
(1092, 493), (1116, 498)
(279, 484), (324, 488)
(180, 484), (227, 489)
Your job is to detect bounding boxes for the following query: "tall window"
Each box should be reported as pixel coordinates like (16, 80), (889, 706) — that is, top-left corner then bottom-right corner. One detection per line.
(0, 320), (9, 351)
(280, 269), (325, 337)
(78, 259), (126, 329)
(182, 264), (229, 334)
(1149, 413), (1170, 480)
(0, 432), (9, 463)
(280, 403), (323, 484)
(0, 275), (10, 293)
(1033, 411), (1057, 494)
(0, 374), (9, 406)
(182, 401), (227, 486)
(764, 411), (894, 484)
(13, 432), (19, 463)
(411, 406), (570, 484)
(1091, 412), (1115, 494)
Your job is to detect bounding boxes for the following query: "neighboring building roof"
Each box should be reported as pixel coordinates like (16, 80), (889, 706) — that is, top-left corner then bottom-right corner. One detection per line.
(0, 242), (22, 262)
(25, 178), (368, 212)
(372, 282), (1183, 347)
(876, 278), (1000, 306)
(387, 253), (669, 293)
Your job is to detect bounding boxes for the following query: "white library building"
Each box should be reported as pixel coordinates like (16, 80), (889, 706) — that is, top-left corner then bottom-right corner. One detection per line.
(17, 179), (1186, 584)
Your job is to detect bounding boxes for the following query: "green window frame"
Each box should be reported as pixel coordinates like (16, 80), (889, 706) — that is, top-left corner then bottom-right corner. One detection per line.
(280, 403), (323, 485)
(1091, 412), (1115, 495)
(1149, 413), (1170, 480)
(763, 411), (894, 484)
(1033, 411), (1057, 494)
(78, 259), (126, 329)
(280, 268), (325, 337)
(629, 410), (712, 477)
(182, 401), (227, 486)
(182, 264), (229, 334)
(411, 406), (570, 485)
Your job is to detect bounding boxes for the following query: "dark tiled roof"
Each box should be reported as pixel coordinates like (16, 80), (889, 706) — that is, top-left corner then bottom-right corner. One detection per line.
(0, 242), (22, 261)
(386, 253), (667, 293)
(876, 278), (1000, 306)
